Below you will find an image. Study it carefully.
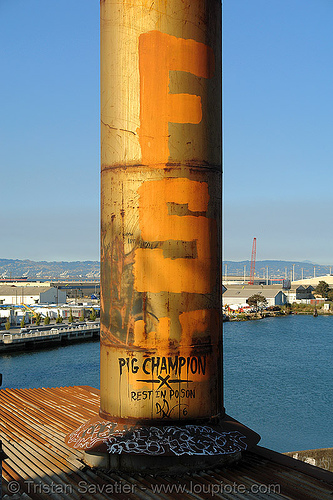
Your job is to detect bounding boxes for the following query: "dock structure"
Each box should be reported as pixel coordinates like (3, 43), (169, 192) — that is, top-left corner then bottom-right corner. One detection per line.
(1, 386), (333, 499)
(0, 323), (99, 353)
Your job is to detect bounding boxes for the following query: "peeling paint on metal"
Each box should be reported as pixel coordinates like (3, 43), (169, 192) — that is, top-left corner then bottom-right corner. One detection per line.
(98, 0), (223, 428)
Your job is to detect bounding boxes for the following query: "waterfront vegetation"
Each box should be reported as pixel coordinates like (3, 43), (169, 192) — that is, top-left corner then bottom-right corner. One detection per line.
(285, 302), (333, 315)
(227, 309), (285, 321)
(226, 302), (333, 321)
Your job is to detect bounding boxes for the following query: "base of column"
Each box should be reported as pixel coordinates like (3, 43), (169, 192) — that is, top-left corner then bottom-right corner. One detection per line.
(65, 414), (260, 473)
(83, 449), (242, 473)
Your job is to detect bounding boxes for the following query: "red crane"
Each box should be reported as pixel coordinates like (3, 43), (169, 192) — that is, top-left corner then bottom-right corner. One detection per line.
(249, 237), (256, 284)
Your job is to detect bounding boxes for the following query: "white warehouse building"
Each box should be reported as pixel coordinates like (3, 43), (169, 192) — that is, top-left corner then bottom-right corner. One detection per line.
(0, 285), (66, 306)
(223, 286), (287, 310)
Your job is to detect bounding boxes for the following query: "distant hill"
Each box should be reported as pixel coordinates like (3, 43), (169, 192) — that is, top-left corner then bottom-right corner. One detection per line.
(0, 258), (330, 282)
(0, 259), (100, 280)
(224, 260), (332, 281)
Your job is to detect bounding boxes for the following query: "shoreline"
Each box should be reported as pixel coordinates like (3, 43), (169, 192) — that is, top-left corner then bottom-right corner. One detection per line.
(225, 310), (333, 322)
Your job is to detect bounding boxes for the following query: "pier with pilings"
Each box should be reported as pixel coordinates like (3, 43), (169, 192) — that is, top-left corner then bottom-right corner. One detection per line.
(0, 322), (99, 353)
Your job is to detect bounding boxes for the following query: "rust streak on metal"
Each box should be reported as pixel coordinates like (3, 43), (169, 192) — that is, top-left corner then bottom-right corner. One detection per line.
(96, 0), (223, 437)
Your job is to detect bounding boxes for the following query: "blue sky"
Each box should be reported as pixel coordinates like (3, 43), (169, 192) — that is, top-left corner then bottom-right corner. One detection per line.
(0, 1), (99, 261)
(1, 1), (333, 264)
(223, 0), (333, 265)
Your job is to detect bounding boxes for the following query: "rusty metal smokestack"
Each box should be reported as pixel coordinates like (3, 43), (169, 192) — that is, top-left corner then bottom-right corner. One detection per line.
(66, 0), (259, 471)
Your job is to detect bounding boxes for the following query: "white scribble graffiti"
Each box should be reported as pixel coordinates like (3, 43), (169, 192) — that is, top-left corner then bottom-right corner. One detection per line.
(106, 426), (247, 456)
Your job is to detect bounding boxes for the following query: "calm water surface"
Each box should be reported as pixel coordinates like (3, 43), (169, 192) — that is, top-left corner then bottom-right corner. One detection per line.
(0, 340), (100, 390)
(1, 315), (332, 453)
(224, 314), (333, 452)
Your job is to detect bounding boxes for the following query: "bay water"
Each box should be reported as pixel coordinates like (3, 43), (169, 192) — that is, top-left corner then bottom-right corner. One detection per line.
(1, 314), (332, 453)
(224, 314), (333, 452)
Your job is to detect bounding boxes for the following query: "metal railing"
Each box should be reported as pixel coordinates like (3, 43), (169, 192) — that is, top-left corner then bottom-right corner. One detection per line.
(0, 322), (99, 344)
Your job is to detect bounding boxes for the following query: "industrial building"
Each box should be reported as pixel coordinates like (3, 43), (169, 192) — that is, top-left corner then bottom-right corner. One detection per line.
(292, 274), (333, 287)
(0, 285), (66, 306)
(223, 285), (287, 310)
(222, 282), (321, 310)
(283, 284), (315, 303)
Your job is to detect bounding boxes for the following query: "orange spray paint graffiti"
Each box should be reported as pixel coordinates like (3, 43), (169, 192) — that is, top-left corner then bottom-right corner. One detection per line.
(138, 30), (215, 164)
(98, 10), (221, 423)
(134, 178), (216, 294)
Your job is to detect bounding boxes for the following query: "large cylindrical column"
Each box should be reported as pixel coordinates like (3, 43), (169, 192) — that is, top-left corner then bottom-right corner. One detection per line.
(100, 0), (222, 426)
(65, 0), (260, 470)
